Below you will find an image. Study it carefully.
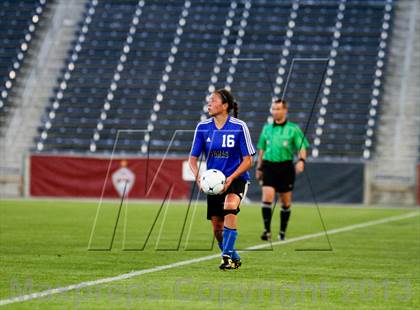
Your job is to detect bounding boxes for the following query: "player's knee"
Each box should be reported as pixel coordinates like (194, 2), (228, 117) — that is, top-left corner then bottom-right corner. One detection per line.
(224, 199), (238, 210)
(262, 201), (273, 208)
(262, 187), (275, 200)
(281, 204), (291, 211)
(280, 197), (291, 207)
(262, 193), (274, 202)
(262, 190), (274, 199)
(223, 207), (240, 216)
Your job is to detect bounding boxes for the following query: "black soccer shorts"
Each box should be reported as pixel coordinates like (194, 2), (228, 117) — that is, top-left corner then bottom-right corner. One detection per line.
(206, 177), (249, 220)
(262, 160), (295, 193)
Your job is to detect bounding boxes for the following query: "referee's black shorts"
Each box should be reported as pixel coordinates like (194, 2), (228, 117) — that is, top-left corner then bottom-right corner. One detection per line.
(206, 177), (249, 220)
(262, 160), (295, 193)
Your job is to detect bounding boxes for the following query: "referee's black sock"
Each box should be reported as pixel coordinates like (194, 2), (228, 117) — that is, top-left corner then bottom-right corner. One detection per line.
(261, 201), (272, 232)
(280, 205), (291, 235)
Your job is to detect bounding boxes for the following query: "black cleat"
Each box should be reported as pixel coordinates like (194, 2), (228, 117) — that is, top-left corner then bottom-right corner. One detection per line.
(260, 230), (271, 241)
(279, 231), (285, 241)
(232, 258), (242, 269)
(219, 255), (234, 270)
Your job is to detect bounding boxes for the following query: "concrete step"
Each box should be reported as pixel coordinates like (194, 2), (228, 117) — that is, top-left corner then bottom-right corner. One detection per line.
(0, 0), (89, 197)
(366, 0), (419, 206)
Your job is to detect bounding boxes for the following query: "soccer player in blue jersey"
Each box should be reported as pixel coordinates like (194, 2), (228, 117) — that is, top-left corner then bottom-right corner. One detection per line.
(188, 89), (255, 270)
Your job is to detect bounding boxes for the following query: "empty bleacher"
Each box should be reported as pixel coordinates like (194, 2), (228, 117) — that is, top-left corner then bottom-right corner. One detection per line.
(0, 0), (46, 117)
(34, 0), (394, 159)
(319, 1), (390, 158)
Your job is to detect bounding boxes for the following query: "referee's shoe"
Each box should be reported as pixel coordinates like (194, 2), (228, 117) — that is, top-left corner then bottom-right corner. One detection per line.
(260, 230), (271, 241)
(278, 231), (285, 241)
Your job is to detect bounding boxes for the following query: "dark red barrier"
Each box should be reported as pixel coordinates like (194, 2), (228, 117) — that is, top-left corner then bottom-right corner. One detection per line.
(30, 154), (190, 199)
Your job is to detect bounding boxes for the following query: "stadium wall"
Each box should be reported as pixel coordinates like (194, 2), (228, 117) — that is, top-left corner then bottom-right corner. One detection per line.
(29, 154), (190, 199)
(247, 161), (364, 204)
(28, 155), (365, 203)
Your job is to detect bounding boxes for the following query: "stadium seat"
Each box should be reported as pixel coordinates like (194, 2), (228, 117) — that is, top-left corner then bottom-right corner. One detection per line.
(34, 0), (392, 159)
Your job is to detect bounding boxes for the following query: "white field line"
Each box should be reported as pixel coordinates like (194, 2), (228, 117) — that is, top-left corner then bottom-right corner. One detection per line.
(1, 211), (418, 306)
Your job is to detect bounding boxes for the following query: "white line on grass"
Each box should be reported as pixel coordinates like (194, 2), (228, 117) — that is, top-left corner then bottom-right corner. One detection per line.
(1, 211), (418, 306)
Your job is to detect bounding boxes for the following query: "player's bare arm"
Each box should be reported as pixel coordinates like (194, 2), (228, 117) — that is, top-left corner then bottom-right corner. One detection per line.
(188, 155), (200, 187)
(223, 155), (253, 192)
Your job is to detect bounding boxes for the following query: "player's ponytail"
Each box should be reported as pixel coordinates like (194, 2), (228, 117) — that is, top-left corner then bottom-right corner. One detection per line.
(215, 88), (239, 118)
(232, 100), (238, 118)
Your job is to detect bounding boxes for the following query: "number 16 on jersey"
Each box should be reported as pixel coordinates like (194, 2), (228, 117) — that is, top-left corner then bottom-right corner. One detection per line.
(222, 134), (235, 148)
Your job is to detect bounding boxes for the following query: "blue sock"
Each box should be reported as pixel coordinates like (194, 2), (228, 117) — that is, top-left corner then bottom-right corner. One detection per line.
(219, 233), (240, 260)
(218, 240), (223, 251)
(222, 226), (238, 258)
(232, 249), (240, 260)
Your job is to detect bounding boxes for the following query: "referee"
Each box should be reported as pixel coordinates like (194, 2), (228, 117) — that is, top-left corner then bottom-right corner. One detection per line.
(255, 99), (309, 241)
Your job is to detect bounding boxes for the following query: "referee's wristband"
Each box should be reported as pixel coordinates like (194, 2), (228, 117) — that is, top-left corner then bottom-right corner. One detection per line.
(298, 158), (305, 164)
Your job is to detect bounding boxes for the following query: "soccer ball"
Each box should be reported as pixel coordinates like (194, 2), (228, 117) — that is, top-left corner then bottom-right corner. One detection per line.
(200, 169), (226, 195)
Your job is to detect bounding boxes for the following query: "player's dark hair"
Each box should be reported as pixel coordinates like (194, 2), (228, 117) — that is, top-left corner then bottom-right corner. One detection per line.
(274, 98), (288, 108)
(215, 88), (238, 118)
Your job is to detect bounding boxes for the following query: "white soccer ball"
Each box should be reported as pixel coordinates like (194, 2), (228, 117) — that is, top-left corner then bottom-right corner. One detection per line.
(200, 169), (226, 195)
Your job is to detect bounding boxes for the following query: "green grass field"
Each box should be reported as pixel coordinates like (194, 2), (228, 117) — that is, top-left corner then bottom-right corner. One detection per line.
(0, 199), (419, 309)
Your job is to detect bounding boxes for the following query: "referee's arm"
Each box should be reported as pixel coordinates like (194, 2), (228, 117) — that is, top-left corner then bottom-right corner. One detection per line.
(295, 127), (308, 174)
(295, 148), (306, 174)
(255, 127), (267, 181)
(298, 147), (307, 161)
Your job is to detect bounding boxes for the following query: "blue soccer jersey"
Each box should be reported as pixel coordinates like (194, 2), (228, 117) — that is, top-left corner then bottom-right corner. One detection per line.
(190, 116), (256, 181)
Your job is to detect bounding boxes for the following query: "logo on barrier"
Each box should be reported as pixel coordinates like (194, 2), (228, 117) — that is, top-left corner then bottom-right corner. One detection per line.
(112, 160), (135, 197)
